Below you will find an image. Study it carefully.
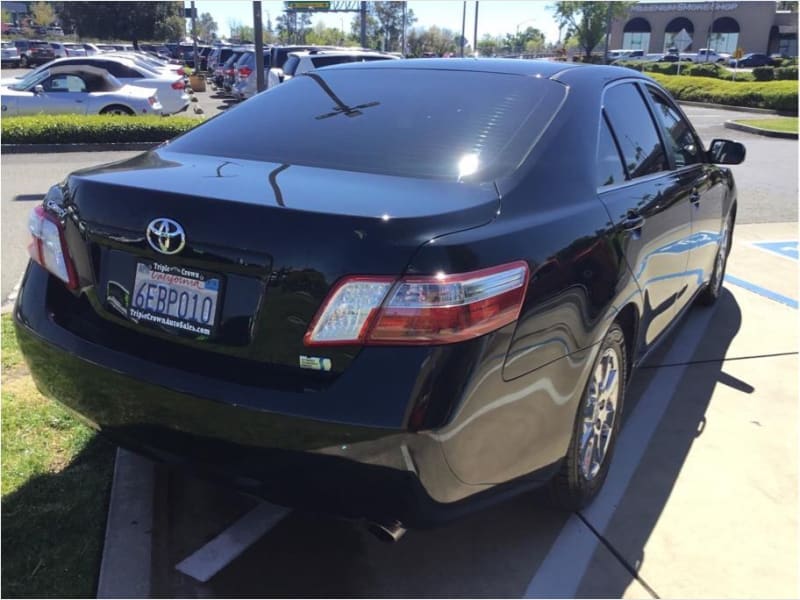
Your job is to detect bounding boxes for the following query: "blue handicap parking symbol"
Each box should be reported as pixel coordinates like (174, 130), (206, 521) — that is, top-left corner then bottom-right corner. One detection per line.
(753, 241), (798, 260)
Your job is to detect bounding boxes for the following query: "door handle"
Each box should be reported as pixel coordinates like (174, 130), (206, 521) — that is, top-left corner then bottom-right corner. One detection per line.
(622, 212), (645, 231)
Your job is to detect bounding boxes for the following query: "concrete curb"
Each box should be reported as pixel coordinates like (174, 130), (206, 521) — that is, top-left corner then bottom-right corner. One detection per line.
(723, 119), (799, 139)
(678, 100), (790, 115)
(96, 449), (156, 599)
(1, 142), (159, 154)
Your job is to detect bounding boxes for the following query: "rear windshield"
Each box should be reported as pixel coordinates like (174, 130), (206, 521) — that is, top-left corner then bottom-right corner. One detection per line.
(31, 42), (50, 48)
(310, 55), (392, 68)
(168, 67), (566, 181)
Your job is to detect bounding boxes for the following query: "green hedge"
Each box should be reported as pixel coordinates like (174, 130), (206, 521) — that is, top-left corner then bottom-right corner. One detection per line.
(752, 66), (775, 81)
(775, 66), (799, 80)
(1, 115), (201, 144)
(648, 73), (798, 113)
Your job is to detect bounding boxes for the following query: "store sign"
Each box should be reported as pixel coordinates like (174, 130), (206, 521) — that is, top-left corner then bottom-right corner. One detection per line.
(632, 2), (738, 12)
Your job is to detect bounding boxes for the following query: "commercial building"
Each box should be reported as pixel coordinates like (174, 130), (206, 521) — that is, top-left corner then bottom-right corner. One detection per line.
(609, 1), (798, 56)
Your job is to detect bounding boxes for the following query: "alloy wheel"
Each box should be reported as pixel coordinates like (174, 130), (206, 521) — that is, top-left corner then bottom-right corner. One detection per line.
(579, 346), (621, 481)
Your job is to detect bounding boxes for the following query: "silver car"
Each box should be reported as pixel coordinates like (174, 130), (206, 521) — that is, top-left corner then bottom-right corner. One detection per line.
(1, 65), (162, 116)
(1, 42), (20, 68)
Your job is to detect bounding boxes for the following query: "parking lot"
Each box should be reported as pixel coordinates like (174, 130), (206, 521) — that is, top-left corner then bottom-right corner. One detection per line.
(1, 105), (797, 598)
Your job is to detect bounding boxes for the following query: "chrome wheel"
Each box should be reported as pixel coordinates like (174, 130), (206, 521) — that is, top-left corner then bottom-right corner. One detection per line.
(579, 347), (620, 481)
(711, 217), (731, 295)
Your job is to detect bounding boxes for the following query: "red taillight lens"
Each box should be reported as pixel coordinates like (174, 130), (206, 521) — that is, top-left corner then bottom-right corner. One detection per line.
(304, 262), (529, 346)
(177, 67), (185, 75)
(171, 79), (184, 90)
(225, 68), (234, 75)
(28, 205), (78, 290)
(238, 66), (252, 78)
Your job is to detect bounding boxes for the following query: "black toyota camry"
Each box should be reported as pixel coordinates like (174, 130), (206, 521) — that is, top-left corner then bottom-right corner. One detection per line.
(14, 59), (744, 538)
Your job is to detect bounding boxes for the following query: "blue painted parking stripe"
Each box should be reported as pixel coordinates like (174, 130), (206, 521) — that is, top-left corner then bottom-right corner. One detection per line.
(725, 275), (798, 309)
(751, 240), (798, 261)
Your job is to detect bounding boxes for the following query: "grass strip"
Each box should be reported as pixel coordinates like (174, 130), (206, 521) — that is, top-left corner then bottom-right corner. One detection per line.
(1, 314), (115, 598)
(732, 117), (798, 133)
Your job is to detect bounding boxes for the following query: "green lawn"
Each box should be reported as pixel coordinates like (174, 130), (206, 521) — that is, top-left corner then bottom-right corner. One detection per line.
(733, 117), (799, 134)
(1, 314), (115, 598)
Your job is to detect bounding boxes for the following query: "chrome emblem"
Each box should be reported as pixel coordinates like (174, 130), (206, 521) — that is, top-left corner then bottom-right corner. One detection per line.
(146, 218), (186, 255)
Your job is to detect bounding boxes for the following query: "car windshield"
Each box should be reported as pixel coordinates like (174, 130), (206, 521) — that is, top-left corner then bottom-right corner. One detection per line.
(7, 69), (49, 91)
(168, 67), (567, 181)
(31, 42), (50, 48)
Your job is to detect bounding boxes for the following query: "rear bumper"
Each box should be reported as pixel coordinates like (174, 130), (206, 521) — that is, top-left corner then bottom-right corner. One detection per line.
(14, 263), (560, 526)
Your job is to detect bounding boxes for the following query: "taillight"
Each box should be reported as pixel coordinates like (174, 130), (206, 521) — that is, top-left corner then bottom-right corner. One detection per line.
(171, 79), (184, 90)
(177, 67), (185, 75)
(28, 205), (78, 290)
(238, 66), (252, 78)
(304, 262), (529, 346)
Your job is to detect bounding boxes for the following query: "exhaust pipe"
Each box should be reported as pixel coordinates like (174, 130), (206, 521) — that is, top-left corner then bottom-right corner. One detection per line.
(367, 519), (407, 543)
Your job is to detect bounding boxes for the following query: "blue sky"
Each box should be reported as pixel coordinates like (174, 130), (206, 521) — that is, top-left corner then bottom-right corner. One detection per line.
(188, 1), (563, 44)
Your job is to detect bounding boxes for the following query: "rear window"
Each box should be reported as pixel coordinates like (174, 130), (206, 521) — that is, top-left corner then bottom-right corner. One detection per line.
(310, 55), (392, 68)
(169, 68), (567, 181)
(31, 42), (50, 48)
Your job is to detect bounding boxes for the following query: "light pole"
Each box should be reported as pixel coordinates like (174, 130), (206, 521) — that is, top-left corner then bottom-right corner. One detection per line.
(460, 1), (466, 57)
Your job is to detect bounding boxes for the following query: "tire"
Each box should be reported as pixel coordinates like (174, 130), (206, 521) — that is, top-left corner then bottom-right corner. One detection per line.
(697, 213), (733, 306)
(549, 323), (627, 511)
(100, 105), (134, 116)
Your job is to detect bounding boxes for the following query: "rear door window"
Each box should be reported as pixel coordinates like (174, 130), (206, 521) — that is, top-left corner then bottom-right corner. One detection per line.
(597, 116), (627, 188)
(603, 83), (668, 179)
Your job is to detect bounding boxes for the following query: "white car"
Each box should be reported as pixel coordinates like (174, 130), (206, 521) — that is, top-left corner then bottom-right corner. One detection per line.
(11, 56), (189, 114)
(104, 51), (184, 77)
(1, 65), (162, 116)
(264, 49), (399, 93)
(50, 42), (88, 57)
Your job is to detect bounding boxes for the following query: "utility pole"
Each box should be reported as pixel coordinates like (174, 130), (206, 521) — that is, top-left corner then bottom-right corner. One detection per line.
(460, 0), (466, 57)
(190, 0), (198, 72)
(473, 1), (479, 57)
(707, 1), (717, 60)
(360, 1), (367, 48)
(603, 1), (612, 63)
(401, 2), (406, 56)
(254, 1), (264, 93)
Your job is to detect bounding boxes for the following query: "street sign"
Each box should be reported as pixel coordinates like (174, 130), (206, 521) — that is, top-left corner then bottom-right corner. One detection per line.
(673, 28), (692, 52)
(285, 1), (331, 10)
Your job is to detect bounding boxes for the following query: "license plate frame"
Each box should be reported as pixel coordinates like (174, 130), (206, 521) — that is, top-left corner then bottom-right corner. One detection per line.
(128, 260), (223, 338)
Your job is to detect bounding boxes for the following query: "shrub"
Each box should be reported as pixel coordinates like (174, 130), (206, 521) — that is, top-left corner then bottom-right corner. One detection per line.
(775, 66), (799, 80)
(614, 59), (646, 71)
(648, 73), (798, 113)
(687, 63), (722, 78)
(752, 66), (775, 81)
(1, 114), (201, 144)
(648, 62), (680, 75)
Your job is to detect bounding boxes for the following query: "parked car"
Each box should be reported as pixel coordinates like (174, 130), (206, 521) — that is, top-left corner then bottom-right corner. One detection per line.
(264, 49), (399, 92)
(139, 44), (172, 61)
(82, 43), (103, 56)
(729, 53), (772, 68)
(17, 56), (188, 114)
(13, 60), (744, 536)
(212, 48), (250, 89)
(1, 41), (21, 68)
(264, 45), (338, 85)
(1, 64), (161, 115)
(64, 43), (88, 57)
(207, 46), (236, 74)
(13, 40), (56, 67)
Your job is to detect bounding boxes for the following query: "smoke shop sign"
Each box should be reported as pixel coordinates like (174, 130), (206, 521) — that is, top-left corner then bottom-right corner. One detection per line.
(632, 3), (738, 12)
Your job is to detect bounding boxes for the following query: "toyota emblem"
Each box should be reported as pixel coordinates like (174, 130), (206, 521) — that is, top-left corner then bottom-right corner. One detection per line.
(146, 218), (186, 255)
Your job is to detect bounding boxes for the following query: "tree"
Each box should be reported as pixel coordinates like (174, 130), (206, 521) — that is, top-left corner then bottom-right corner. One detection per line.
(276, 10), (312, 44)
(194, 12), (218, 42)
(307, 22), (349, 46)
(228, 20), (254, 43)
(552, 1), (631, 60)
(477, 33), (503, 57)
(58, 1), (185, 40)
(406, 25), (459, 58)
(29, 2), (56, 27)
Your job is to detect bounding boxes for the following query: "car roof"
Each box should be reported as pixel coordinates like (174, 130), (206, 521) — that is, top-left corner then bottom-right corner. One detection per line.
(289, 49), (397, 59)
(317, 58), (596, 78)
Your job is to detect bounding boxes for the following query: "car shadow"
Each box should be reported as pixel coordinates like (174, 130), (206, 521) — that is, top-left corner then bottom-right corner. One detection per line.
(575, 287), (744, 597)
(151, 289), (744, 597)
(1, 436), (115, 598)
(13, 193), (44, 202)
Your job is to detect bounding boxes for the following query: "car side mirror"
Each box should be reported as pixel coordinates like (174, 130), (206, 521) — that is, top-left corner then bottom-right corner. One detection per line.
(33, 84), (44, 95)
(708, 139), (746, 165)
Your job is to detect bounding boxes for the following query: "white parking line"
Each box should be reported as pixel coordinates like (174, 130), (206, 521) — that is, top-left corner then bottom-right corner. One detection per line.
(175, 502), (290, 583)
(525, 308), (715, 598)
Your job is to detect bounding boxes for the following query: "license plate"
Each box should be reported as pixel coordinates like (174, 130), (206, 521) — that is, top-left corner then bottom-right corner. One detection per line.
(129, 261), (221, 337)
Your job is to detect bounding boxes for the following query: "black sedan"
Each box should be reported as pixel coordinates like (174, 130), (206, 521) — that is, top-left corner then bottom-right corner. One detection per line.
(14, 59), (744, 539)
(729, 53), (771, 68)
